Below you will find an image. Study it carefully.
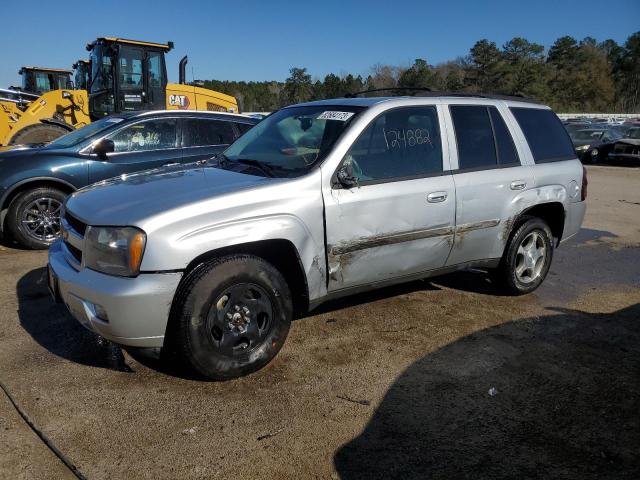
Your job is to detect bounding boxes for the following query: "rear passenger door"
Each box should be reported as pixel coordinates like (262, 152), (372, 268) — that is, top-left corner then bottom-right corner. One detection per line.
(180, 117), (236, 164)
(323, 105), (455, 291)
(445, 104), (534, 266)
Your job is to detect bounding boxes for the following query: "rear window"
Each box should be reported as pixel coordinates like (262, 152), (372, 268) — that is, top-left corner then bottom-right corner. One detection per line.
(510, 108), (575, 163)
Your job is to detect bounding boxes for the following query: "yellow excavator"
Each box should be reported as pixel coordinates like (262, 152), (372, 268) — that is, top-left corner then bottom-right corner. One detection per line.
(0, 37), (238, 146)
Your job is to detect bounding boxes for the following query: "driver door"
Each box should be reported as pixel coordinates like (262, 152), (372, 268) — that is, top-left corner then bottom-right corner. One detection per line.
(323, 105), (455, 291)
(117, 45), (145, 111)
(87, 118), (180, 183)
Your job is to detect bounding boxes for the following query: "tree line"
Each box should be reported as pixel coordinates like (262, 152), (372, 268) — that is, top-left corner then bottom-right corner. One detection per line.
(200, 32), (640, 113)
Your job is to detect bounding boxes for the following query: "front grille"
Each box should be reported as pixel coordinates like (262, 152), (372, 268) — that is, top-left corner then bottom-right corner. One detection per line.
(65, 211), (87, 236)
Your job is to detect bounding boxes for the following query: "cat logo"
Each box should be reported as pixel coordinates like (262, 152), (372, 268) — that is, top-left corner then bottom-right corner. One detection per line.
(168, 94), (190, 109)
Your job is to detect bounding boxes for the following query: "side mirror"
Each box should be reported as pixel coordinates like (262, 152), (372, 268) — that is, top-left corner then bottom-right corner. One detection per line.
(336, 163), (358, 188)
(93, 138), (115, 159)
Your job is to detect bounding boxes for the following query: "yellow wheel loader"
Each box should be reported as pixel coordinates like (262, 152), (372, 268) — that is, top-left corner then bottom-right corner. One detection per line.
(0, 38), (238, 147)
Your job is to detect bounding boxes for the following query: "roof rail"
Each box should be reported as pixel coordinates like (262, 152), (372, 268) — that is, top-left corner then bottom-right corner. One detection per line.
(345, 88), (541, 104)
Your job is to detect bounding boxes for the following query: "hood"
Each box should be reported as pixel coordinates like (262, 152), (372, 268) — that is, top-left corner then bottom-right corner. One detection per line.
(65, 164), (274, 226)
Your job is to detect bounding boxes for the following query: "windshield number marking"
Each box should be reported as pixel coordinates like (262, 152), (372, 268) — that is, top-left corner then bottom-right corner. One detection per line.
(317, 111), (355, 121)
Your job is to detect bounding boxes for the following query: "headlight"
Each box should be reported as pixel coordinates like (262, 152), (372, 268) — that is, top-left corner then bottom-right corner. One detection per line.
(84, 226), (146, 277)
(575, 145), (590, 151)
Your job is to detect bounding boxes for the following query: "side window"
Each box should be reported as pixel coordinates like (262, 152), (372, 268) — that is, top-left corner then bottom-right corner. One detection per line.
(342, 106), (442, 183)
(489, 107), (520, 166)
(450, 105), (497, 170)
(148, 52), (163, 88)
(235, 122), (253, 136)
(108, 119), (177, 152)
(510, 107), (575, 163)
(183, 119), (235, 147)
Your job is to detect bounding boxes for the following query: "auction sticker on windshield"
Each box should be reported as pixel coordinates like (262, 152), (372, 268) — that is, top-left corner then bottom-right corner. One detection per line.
(317, 111), (355, 121)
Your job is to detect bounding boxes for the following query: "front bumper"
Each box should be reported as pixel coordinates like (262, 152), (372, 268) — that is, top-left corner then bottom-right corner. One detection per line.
(48, 240), (182, 348)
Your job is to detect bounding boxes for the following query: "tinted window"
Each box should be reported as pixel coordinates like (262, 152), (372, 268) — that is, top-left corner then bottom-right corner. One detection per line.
(183, 119), (235, 147)
(343, 106), (442, 182)
(511, 108), (575, 163)
(451, 105), (497, 170)
(109, 119), (177, 152)
(489, 107), (520, 166)
(235, 122), (253, 135)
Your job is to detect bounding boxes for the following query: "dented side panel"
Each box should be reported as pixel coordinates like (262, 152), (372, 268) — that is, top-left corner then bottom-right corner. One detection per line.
(323, 174), (456, 291)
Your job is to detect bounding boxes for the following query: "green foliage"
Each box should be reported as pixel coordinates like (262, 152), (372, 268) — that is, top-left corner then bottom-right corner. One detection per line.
(198, 32), (640, 113)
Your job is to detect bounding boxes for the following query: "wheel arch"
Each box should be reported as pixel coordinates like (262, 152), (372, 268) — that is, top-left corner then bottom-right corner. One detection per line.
(509, 201), (566, 247)
(1, 177), (76, 231)
(178, 238), (310, 317)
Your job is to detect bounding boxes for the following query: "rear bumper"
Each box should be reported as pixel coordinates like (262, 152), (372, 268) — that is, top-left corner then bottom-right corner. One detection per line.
(561, 201), (586, 244)
(48, 240), (182, 348)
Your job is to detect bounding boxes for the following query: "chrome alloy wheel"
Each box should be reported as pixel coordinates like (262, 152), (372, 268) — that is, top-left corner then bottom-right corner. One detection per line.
(20, 197), (62, 242)
(514, 231), (546, 284)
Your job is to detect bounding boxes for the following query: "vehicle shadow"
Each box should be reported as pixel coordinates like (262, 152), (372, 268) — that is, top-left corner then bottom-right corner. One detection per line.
(16, 267), (133, 372)
(334, 303), (640, 480)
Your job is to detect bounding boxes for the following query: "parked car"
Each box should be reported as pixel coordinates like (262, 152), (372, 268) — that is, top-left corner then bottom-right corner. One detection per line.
(563, 122), (590, 136)
(608, 127), (640, 163)
(0, 111), (258, 248)
(48, 95), (586, 380)
(570, 128), (622, 163)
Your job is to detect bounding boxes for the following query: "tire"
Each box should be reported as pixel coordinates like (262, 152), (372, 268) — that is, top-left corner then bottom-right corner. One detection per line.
(6, 187), (67, 249)
(172, 254), (292, 380)
(495, 216), (554, 295)
(9, 123), (70, 145)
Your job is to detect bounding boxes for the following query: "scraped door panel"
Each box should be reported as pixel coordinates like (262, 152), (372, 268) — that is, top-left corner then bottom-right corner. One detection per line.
(324, 175), (455, 291)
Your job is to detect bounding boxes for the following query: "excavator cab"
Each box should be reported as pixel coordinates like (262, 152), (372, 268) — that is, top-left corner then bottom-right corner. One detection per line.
(87, 37), (170, 119)
(72, 60), (91, 91)
(18, 67), (72, 95)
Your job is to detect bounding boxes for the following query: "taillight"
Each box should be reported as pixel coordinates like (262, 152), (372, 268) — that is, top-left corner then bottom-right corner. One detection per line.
(581, 165), (588, 201)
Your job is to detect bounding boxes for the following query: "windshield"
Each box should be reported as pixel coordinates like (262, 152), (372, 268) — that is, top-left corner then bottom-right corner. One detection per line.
(47, 116), (126, 148)
(571, 130), (603, 141)
(223, 105), (364, 177)
(626, 128), (640, 139)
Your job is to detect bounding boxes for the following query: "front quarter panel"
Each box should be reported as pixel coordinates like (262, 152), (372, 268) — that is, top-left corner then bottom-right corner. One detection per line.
(138, 171), (328, 300)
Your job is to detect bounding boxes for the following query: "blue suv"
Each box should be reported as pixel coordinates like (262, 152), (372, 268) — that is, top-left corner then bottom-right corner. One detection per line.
(0, 110), (257, 248)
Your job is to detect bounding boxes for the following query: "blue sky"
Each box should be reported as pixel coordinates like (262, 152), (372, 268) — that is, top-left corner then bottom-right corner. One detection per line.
(1, 0), (638, 88)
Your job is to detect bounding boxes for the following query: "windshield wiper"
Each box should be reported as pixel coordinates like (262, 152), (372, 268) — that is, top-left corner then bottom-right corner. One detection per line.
(234, 158), (275, 178)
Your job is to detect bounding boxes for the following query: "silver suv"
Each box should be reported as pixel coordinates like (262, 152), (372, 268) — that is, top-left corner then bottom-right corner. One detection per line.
(48, 95), (587, 379)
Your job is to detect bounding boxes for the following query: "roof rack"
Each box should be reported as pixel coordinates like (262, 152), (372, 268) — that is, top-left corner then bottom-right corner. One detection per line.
(345, 87), (541, 104)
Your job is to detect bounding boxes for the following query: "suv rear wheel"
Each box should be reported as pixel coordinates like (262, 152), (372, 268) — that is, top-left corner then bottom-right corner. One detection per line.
(6, 186), (66, 249)
(496, 216), (554, 295)
(172, 254), (292, 380)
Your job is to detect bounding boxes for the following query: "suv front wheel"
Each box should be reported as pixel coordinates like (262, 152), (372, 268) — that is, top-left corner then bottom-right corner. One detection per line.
(172, 254), (292, 380)
(496, 216), (554, 295)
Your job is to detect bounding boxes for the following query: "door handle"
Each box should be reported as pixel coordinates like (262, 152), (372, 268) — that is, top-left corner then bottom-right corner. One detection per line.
(510, 180), (527, 190)
(427, 192), (448, 203)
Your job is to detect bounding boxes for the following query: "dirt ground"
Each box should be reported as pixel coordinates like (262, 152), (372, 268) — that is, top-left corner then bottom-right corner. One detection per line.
(0, 165), (638, 480)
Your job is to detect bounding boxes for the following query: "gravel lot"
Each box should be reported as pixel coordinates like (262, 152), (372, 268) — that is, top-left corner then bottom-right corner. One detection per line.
(0, 165), (638, 479)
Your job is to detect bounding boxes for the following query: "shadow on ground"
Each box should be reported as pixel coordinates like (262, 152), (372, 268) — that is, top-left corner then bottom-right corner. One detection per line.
(334, 303), (640, 480)
(16, 267), (133, 372)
